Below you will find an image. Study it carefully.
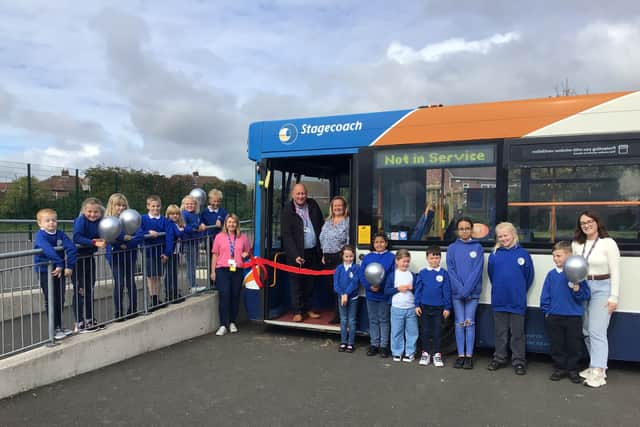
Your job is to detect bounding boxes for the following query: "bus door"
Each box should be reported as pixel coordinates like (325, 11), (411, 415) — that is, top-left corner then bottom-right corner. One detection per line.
(260, 155), (352, 330)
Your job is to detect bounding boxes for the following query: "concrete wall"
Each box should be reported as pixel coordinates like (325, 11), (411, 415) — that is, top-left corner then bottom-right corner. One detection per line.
(0, 292), (218, 400)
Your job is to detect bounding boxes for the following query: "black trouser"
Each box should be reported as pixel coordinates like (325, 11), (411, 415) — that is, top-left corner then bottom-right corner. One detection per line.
(545, 314), (583, 373)
(164, 253), (180, 301)
(323, 252), (341, 317)
(73, 256), (96, 323)
(493, 311), (526, 366)
(419, 305), (443, 355)
(289, 248), (319, 314)
(39, 271), (65, 329)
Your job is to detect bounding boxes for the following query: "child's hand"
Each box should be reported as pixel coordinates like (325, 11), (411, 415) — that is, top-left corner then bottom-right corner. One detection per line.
(123, 234), (132, 241)
(64, 268), (72, 277)
(415, 307), (422, 316)
(149, 230), (159, 238)
(215, 219), (222, 228)
(198, 223), (207, 232)
(160, 254), (168, 264)
(370, 285), (379, 292)
(443, 309), (450, 319)
(52, 267), (63, 277)
(571, 283), (580, 292)
(341, 294), (348, 306)
(398, 284), (412, 292)
(93, 239), (107, 249)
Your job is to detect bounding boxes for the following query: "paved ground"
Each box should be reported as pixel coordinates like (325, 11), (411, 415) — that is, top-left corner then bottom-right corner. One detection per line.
(1, 322), (640, 426)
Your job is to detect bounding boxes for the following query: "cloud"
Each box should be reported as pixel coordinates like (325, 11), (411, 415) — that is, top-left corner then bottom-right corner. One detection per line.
(387, 32), (521, 65)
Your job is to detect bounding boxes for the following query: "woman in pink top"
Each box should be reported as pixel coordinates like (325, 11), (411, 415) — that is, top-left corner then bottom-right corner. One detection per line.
(211, 214), (251, 336)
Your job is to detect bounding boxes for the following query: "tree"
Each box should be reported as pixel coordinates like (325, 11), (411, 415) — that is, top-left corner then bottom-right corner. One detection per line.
(0, 176), (47, 219)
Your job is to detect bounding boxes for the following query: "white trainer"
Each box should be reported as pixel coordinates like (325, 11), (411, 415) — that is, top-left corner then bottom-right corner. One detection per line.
(579, 367), (593, 380)
(433, 352), (444, 367)
(584, 370), (607, 388)
(215, 325), (228, 336)
(229, 323), (238, 333)
(419, 352), (431, 366)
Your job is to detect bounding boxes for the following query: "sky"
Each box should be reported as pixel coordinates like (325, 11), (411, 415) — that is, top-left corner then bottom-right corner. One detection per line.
(1, 0), (639, 183)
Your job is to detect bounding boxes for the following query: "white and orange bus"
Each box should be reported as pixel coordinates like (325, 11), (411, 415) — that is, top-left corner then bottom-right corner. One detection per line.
(246, 91), (640, 361)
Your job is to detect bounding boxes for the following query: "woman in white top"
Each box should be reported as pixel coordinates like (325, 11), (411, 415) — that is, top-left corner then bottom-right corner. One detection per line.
(571, 210), (620, 388)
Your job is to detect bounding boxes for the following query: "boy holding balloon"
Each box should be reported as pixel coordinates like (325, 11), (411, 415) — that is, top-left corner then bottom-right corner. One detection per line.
(540, 241), (590, 383)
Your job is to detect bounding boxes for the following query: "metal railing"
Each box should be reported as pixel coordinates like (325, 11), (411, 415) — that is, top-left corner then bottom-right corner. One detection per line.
(0, 233), (214, 358)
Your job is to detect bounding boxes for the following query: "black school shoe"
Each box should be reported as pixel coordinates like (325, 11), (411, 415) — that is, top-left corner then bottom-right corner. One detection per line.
(366, 346), (379, 356)
(454, 357), (465, 369)
(346, 345), (354, 353)
(338, 343), (347, 352)
(463, 357), (474, 369)
(514, 364), (527, 375)
(550, 370), (567, 381)
(568, 371), (582, 384)
(487, 359), (508, 371)
(379, 347), (390, 358)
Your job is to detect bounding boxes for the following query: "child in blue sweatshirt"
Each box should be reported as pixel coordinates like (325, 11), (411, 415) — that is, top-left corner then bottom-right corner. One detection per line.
(334, 245), (360, 353)
(105, 193), (143, 320)
(200, 189), (227, 289)
(385, 249), (418, 362)
(141, 195), (175, 310)
(72, 197), (106, 332)
(181, 195), (206, 293)
(165, 204), (186, 303)
(415, 245), (451, 367)
(540, 241), (590, 383)
(34, 208), (78, 340)
(446, 217), (484, 369)
(359, 232), (395, 358)
(487, 222), (534, 375)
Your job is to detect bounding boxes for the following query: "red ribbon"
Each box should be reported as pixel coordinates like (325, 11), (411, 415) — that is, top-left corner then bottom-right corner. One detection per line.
(242, 256), (335, 289)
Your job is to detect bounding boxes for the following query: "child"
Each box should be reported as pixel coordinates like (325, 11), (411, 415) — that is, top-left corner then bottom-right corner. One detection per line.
(415, 245), (451, 367)
(34, 208), (77, 340)
(384, 249), (418, 362)
(359, 232), (395, 358)
(333, 245), (360, 353)
(487, 222), (534, 375)
(140, 195), (175, 310)
(211, 214), (251, 335)
(540, 241), (590, 383)
(105, 193), (143, 320)
(165, 204), (185, 303)
(200, 189), (227, 289)
(72, 197), (106, 332)
(181, 195), (205, 293)
(446, 217), (484, 369)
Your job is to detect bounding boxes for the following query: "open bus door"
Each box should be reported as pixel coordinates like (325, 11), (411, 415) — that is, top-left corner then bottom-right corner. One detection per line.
(259, 155), (353, 331)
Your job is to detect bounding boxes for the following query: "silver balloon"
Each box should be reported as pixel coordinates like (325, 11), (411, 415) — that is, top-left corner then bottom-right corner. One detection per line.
(119, 209), (141, 235)
(364, 262), (385, 286)
(565, 255), (588, 283)
(189, 188), (207, 213)
(98, 216), (122, 243)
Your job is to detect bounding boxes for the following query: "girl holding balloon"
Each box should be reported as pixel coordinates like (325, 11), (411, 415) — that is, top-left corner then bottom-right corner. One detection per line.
(105, 193), (143, 320)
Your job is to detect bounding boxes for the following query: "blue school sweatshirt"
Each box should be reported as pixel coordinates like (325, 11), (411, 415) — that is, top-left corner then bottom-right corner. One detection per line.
(141, 214), (175, 257)
(333, 263), (360, 299)
(415, 267), (452, 310)
(106, 228), (143, 263)
(446, 239), (484, 300)
(34, 229), (78, 272)
(383, 270), (417, 298)
(487, 245), (534, 315)
(73, 215), (101, 256)
(181, 210), (202, 239)
(200, 207), (228, 238)
(540, 268), (590, 316)
(359, 251), (395, 302)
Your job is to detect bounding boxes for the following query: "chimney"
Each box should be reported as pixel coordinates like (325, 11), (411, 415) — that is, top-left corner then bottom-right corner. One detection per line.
(61, 169), (70, 177)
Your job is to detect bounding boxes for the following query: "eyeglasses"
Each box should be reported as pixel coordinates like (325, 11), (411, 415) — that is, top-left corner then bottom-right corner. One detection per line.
(580, 219), (596, 226)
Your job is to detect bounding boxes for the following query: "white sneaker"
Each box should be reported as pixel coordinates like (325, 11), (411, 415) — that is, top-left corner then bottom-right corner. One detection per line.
(580, 367), (607, 380)
(402, 354), (415, 363)
(190, 287), (198, 295)
(393, 355), (401, 362)
(195, 286), (207, 292)
(584, 370), (607, 388)
(62, 328), (73, 336)
(54, 329), (66, 340)
(433, 352), (444, 367)
(419, 352), (431, 366)
(215, 325), (228, 336)
(229, 323), (238, 333)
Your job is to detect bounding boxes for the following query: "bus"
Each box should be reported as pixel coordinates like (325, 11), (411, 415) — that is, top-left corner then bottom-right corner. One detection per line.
(246, 91), (640, 361)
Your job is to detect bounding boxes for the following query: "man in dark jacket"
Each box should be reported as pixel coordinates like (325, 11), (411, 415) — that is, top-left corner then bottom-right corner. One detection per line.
(281, 183), (324, 322)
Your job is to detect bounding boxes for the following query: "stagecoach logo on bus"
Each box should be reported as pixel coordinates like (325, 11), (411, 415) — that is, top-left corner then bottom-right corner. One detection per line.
(278, 120), (364, 145)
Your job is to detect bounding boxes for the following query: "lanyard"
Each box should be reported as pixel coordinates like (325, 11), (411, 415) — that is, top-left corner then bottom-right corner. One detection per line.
(581, 237), (599, 262)
(227, 233), (236, 257)
(296, 204), (311, 228)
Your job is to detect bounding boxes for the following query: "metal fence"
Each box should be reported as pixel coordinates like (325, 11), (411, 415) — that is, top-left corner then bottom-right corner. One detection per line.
(0, 233), (216, 359)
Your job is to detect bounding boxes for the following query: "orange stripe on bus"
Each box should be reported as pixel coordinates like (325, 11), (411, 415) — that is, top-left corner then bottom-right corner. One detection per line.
(373, 92), (631, 146)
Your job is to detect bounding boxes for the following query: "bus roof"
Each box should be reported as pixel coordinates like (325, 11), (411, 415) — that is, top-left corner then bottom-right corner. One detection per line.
(247, 91), (640, 161)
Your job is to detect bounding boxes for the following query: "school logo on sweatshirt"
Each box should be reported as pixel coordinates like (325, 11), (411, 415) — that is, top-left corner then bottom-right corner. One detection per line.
(517, 257), (525, 265)
(436, 275), (444, 282)
(469, 251), (477, 258)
